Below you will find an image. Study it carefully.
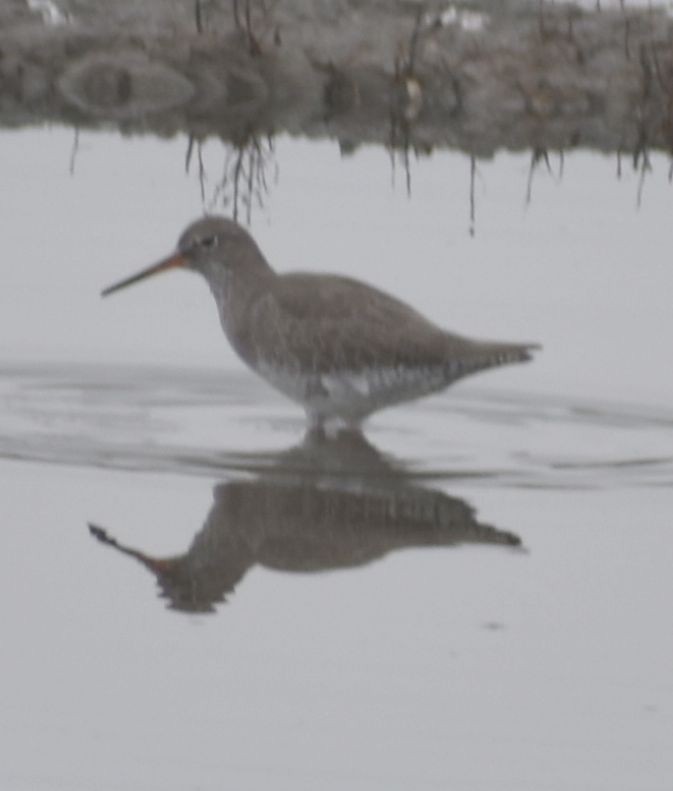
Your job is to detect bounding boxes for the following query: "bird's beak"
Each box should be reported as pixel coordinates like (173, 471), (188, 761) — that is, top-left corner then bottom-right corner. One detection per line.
(101, 252), (188, 297)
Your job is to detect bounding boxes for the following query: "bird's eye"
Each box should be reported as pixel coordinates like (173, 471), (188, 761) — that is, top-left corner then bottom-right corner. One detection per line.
(198, 236), (218, 249)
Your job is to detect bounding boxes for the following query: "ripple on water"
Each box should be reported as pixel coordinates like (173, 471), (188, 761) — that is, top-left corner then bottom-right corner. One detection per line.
(0, 362), (672, 490)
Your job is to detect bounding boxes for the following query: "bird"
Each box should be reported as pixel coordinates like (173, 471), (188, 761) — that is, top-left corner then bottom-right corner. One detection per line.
(102, 216), (539, 428)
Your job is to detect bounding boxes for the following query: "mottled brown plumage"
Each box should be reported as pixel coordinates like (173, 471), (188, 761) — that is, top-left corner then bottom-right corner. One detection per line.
(102, 216), (539, 427)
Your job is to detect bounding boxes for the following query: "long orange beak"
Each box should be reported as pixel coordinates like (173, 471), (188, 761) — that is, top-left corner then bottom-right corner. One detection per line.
(101, 253), (188, 297)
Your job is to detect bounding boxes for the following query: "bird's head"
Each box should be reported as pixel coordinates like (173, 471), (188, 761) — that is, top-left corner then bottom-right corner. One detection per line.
(101, 216), (266, 298)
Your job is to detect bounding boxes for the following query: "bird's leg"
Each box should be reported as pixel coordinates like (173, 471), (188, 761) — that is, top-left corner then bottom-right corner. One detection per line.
(306, 410), (325, 433)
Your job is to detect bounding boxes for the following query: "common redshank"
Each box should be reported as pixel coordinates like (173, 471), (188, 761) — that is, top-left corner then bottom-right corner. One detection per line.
(102, 216), (538, 427)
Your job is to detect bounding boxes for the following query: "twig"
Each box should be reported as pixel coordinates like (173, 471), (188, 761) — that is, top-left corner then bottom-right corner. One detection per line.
(469, 154), (476, 237)
(185, 134), (195, 174)
(232, 146), (245, 221)
(636, 147), (651, 208)
(195, 0), (203, 34)
(407, 6), (424, 77)
(197, 141), (206, 204)
(68, 127), (80, 176)
(525, 147), (551, 205)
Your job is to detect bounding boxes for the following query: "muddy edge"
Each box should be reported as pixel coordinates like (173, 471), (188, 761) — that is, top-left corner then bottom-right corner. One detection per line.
(1, 0), (670, 160)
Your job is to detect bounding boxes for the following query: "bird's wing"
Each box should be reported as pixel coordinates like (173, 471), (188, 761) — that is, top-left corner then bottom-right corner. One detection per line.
(247, 272), (472, 373)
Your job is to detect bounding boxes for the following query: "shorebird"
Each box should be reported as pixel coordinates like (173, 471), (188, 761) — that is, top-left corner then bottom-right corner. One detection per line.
(102, 216), (538, 427)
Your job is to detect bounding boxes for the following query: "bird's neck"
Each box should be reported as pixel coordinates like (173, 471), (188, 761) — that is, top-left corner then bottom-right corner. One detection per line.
(203, 254), (275, 356)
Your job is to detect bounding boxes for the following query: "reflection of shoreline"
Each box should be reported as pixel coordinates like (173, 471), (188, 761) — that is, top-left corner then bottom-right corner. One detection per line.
(89, 430), (521, 614)
(4, 3), (673, 161)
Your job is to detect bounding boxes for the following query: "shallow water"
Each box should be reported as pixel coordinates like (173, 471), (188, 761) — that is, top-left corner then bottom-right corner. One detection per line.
(2, 362), (673, 490)
(2, 125), (673, 790)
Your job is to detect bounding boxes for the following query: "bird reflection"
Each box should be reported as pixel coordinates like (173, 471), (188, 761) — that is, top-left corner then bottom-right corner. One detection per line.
(89, 430), (521, 613)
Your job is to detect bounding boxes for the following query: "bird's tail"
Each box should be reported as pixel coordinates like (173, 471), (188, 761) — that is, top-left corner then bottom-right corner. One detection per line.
(477, 340), (540, 367)
(445, 339), (540, 380)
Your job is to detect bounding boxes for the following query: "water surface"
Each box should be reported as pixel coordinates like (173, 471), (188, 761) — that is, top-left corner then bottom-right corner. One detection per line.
(1, 126), (672, 790)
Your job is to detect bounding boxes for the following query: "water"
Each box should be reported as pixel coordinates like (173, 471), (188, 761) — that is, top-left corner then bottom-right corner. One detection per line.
(2, 124), (673, 789)
(3, 362), (673, 488)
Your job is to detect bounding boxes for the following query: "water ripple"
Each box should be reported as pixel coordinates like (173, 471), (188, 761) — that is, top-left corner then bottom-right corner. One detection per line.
(1, 362), (672, 489)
